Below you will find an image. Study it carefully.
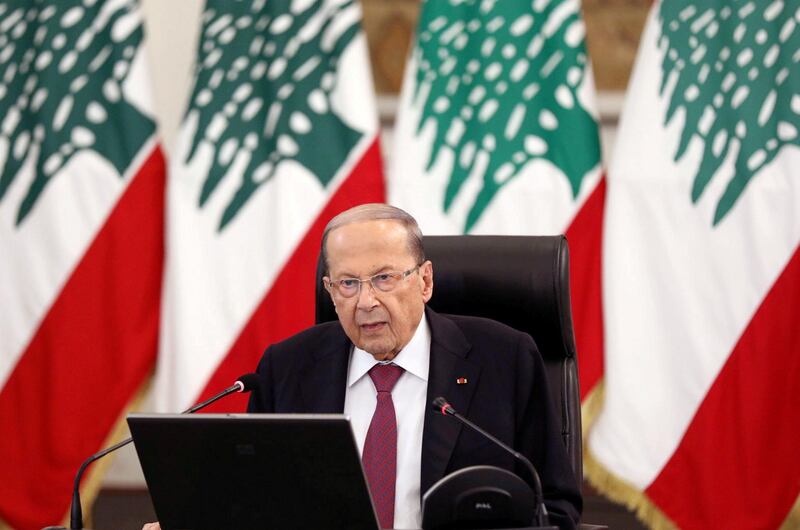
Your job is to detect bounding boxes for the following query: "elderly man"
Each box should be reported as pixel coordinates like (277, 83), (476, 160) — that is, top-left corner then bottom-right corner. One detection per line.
(247, 203), (582, 529)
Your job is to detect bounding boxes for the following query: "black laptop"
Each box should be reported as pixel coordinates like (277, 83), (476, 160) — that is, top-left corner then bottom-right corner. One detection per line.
(127, 413), (380, 530)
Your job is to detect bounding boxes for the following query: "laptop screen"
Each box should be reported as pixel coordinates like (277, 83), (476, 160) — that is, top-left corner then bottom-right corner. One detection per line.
(128, 413), (379, 530)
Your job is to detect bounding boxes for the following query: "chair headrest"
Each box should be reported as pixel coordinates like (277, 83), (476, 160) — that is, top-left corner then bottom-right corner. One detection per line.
(315, 235), (576, 361)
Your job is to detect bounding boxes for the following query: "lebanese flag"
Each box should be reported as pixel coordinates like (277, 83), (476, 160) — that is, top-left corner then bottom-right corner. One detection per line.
(153, 0), (384, 414)
(0, 2), (164, 528)
(587, 2), (800, 528)
(389, 0), (605, 407)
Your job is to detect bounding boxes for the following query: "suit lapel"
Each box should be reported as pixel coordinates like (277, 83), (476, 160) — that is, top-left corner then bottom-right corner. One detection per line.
(298, 326), (351, 413)
(421, 308), (482, 494)
(292, 312), (483, 493)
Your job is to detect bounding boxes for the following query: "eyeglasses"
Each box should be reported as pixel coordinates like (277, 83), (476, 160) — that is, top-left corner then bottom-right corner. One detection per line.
(325, 265), (421, 298)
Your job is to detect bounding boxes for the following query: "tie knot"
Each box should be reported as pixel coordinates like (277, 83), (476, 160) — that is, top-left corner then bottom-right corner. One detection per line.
(368, 363), (404, 393)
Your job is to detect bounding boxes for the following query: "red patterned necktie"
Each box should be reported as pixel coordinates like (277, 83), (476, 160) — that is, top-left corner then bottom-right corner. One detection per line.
(362, 363), (405, 529)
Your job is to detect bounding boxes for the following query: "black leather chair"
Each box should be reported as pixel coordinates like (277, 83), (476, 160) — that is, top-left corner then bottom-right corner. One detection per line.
(315, 235), (583, 486)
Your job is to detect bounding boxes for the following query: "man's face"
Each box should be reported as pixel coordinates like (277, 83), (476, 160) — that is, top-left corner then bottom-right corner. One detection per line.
(324, 219), (433, 361)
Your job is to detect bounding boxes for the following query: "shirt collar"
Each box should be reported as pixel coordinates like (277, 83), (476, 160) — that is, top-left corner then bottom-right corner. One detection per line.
(348, 313), (431, 387)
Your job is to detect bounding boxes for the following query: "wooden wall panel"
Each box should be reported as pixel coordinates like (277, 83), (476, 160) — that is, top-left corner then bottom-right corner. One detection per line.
(361, 0), (650, 94)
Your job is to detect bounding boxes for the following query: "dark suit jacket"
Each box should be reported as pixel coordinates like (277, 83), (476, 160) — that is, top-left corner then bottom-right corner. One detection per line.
(247, 307), (582, 529)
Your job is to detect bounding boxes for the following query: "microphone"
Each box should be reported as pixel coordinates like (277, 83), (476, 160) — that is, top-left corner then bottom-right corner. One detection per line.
(431, 396), (551, 527)
(57, 373), (260, 530)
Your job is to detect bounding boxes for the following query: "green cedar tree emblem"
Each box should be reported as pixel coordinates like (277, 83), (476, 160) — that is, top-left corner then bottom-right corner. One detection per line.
(186, 0), (363, 231)
(412, 0), (601, 232)
(0, 1), (156, 226)
(658, 1), (800, 225)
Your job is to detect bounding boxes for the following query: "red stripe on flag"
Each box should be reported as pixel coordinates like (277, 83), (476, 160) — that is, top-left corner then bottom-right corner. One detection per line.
(194, 138), (385, 411)
(565, 177), (606, 400)
(0, 147), (165, 529)
(646, 243), (800, 529)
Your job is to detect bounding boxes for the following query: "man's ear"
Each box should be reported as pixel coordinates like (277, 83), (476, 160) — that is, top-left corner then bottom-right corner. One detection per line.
(323, 278), (337, 307)
(420, 261), (433, 302)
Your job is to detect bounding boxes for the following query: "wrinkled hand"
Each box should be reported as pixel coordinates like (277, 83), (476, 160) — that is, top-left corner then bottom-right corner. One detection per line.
(142, 523), (160, 530)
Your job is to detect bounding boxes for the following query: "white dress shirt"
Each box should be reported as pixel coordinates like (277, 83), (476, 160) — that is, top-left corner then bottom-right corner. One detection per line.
(344, 315), (431, 529)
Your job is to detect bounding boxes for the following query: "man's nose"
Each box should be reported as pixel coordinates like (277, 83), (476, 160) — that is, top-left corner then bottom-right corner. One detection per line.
(355, 280), (378, 309)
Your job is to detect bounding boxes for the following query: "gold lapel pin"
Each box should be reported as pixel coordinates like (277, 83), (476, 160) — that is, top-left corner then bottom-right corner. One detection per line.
(456, 377), (468, 385)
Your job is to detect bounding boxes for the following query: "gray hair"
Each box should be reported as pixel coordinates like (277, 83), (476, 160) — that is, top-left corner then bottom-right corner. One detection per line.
(320, 203), (425, 273)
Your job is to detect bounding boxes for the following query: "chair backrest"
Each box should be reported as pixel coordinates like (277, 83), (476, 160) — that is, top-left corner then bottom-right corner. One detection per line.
(314, 235), (583, 484)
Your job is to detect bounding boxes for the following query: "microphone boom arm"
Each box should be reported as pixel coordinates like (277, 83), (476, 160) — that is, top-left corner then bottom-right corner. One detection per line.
(432, 397), (550, 527)
(66, 375), (257, 529)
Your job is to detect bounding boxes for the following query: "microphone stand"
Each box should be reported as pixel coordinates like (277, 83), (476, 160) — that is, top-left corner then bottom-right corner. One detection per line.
(433, 397), (553, 529)
(45, 376), (255, 530)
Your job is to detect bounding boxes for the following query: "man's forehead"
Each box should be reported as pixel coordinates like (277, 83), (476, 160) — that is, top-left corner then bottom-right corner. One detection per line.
(329, 217), (405, 235)
(327, 220), (408, 249)
(326, 220), (414, 267)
